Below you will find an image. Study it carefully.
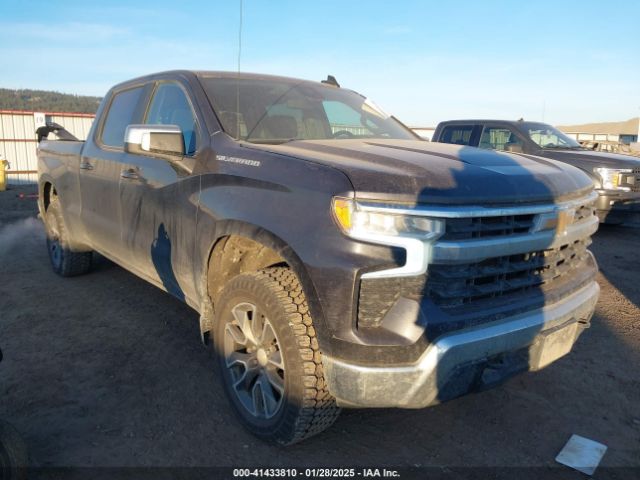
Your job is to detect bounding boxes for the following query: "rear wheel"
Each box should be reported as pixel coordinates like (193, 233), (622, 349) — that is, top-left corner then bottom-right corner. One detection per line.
(213, 267), (340, 445)
(44, 196), (92, 277)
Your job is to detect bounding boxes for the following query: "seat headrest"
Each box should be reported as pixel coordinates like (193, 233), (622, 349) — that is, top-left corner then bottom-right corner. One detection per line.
(262, 115), (298, 139)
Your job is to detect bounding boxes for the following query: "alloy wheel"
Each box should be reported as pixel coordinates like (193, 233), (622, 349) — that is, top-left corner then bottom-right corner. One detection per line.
(223, 302), (285, 419)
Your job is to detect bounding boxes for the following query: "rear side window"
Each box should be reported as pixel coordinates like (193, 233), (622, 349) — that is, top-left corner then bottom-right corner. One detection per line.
(479, 127), (522, 151)
(440, 125), (475, 145)
(146, 83), (198, 156)
(101, 87), (145, 148)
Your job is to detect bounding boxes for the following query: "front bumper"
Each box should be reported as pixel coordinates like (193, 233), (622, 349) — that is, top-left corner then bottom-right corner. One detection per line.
(323, 280), (599, 408)
(595, 190), (640, 221)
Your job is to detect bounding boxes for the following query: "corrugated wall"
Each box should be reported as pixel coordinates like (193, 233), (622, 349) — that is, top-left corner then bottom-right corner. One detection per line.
(0, 110), (95, 185)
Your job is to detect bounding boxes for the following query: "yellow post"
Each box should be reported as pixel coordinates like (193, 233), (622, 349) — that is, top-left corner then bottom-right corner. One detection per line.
(0, 159), (9, 191)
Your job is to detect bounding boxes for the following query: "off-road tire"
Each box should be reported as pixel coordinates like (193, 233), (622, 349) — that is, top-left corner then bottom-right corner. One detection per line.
(44, 196), (92, 277)
(0, 420), (27, 480)
(213, 267), (340, 445)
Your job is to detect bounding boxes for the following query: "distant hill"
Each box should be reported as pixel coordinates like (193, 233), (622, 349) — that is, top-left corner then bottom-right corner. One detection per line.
(0, 88), (101, 114)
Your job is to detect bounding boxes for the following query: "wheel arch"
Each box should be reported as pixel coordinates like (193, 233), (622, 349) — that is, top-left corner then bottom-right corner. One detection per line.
(201, 219), (331, 355)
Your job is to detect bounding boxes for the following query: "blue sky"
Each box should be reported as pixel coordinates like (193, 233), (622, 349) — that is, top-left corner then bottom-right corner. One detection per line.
(1, 0), (638, 126)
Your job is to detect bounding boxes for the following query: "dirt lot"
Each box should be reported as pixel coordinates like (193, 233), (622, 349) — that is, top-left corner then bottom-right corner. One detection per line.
(0, 185), (638, 478)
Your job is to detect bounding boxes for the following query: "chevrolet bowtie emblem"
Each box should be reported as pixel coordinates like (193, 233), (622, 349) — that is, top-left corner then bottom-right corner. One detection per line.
(531, 208), (576, 234)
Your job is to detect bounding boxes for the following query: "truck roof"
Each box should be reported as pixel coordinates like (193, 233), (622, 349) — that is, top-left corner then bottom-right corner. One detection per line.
(437, 119), (531, 125)
(111, 70), (332, 91)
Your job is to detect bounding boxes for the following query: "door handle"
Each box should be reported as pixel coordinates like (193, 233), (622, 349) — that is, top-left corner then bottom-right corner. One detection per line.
(79, 161), (94, 170)
(120, 168), (140, 180)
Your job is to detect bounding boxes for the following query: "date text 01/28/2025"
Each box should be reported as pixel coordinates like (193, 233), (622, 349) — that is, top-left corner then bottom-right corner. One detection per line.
(232, 468), (400, 478)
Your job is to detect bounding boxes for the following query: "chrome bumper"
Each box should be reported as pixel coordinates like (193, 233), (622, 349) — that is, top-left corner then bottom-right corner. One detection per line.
(323, 281), (599, 408)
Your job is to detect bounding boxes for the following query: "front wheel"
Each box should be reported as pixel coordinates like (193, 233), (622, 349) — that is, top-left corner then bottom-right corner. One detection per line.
(213, 267), (340, 445)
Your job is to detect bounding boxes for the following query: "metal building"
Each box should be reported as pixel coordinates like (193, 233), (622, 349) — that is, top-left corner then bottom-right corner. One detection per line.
(557, 117), (640, 145)
(0, 110), (95, 185)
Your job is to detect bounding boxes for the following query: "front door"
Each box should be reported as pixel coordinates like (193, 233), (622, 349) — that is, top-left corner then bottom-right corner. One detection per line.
(118, 81), (202, 303)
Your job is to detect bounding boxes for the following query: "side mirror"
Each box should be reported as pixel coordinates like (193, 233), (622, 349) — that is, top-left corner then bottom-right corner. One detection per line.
(504, 143), (523, 153)
(124, 124), (184, 157)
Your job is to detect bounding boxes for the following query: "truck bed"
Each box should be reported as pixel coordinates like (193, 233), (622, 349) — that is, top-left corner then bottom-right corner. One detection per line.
(38, 139), (85, 159)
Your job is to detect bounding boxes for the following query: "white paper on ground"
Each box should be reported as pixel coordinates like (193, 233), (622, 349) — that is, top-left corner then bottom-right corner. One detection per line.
(555, 434), (608, 476)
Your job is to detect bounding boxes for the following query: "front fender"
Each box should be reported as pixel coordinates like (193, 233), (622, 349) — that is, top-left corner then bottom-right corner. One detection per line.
(197, 218), (331, 352)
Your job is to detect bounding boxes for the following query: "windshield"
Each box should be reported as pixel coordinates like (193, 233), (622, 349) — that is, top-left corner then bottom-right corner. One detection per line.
(199, 75), (415, 144)
(522, 122), (581, 149)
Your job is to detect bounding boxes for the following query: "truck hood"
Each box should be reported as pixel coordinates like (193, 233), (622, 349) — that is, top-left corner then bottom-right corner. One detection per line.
(254, 139), (593, 205)
(538, 149), (640, 170)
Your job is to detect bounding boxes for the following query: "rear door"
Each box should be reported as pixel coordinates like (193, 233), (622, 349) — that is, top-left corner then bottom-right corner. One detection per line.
(118, 81), (203, 302)
(79, 85), (148, 258)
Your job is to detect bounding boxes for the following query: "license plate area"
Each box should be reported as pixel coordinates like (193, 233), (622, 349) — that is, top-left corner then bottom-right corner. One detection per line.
(529, 320), (579, 370)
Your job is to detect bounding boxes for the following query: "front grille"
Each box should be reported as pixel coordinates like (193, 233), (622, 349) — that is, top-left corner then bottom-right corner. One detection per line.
(426, 238), (591, 308)
(575, 202), (596, 221)
(443, 214), (534, 241)
(357, 196), (598, 329)
(357, 238), (593, 328)
(441, 200), (596, 241)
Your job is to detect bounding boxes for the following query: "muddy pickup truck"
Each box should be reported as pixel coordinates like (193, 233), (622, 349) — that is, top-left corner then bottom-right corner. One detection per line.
(37, 71), (600, 444)
(432, 119), (640, 223)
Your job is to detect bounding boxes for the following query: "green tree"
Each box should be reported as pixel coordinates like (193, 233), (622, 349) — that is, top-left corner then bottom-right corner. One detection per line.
(0, 88), (101, 114)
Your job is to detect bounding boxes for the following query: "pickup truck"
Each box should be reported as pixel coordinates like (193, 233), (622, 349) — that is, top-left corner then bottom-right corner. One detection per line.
(432, 119), (640, 223)
(37, 71), (600, 445)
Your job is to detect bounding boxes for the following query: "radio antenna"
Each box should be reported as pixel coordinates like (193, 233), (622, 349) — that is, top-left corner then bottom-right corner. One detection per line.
(235, 0), (243, 139)
(237, 0), (243, 74)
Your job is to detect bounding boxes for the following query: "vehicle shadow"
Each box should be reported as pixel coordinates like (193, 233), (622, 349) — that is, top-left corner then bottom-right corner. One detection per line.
(371, 144), (595, 407)
(429, 146), (592, 404)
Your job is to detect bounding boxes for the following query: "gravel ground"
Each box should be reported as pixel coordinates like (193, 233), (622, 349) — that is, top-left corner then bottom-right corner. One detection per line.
(0, 184), (638, 478)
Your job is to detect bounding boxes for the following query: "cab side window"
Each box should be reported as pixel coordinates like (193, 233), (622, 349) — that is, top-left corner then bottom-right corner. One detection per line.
(146, 83), (198, 155)
(101, 86), (145, 148)
(479, 127), (522, 151)
(440, 125), (475, 145)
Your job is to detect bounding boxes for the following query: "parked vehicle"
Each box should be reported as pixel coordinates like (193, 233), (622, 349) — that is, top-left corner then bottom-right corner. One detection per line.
(432, 119), (640, 223)
(579, 140), (640, 158)
(37, 71), (600, 444)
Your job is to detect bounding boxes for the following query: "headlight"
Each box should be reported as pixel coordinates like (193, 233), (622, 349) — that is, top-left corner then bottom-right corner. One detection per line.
(594, 167), (633, 191)
(332, 197), (444, 239)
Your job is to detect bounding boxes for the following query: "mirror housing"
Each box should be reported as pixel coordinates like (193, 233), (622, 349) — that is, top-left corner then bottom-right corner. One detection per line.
(124, 124), (184, 157)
